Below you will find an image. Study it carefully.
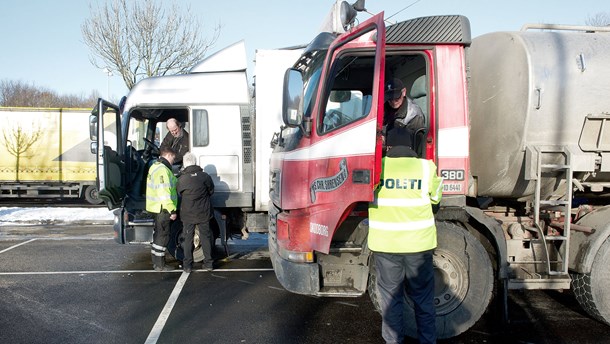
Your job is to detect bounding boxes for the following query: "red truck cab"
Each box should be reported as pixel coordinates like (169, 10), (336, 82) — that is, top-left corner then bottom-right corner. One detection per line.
(269, 12), (472, 293)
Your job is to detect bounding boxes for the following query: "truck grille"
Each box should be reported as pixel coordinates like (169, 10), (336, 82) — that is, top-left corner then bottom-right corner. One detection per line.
(240, 105), (252, 164)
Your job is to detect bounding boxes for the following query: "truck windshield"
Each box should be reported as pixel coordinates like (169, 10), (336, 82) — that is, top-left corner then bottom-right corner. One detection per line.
(298, 50), (327, 120)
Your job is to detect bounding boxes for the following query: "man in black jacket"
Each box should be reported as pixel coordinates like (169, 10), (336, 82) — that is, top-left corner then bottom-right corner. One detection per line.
(160, 118), (189, 166)
(384, 77), (425, 132)
(177, 152), (215, 272)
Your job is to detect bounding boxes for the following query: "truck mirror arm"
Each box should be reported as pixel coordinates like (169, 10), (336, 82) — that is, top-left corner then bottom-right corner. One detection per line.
(301, 117), (312, 137)
(270, 127), (286, 148)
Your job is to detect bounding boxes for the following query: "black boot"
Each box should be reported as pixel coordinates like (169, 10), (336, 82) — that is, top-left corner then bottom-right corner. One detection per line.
(151, 254), (159, 270)
(153, 255), (174, 271)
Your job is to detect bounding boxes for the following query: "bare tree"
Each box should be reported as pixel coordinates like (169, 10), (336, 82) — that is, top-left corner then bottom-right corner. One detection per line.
(81, 0), (221, 90)
(585, 12), (610, 26)
(2, 121), (43, 181)
(0, 79), (100, 108)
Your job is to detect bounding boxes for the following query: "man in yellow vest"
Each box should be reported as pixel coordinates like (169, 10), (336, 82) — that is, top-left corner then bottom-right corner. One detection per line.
(146, 147), (179, 271)
(368, 127), (443, 344)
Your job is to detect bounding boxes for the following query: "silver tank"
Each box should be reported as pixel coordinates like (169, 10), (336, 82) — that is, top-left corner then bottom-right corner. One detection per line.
(468, 28), (610, 199)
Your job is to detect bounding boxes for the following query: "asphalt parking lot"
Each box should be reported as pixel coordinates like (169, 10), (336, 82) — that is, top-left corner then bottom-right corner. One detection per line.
(3, 225), (610, 344)
(0, 228), (383, 344)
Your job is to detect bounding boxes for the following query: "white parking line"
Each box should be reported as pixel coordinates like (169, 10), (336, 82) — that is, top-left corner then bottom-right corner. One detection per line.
(0, 268), (274, 276)
(0, 238), (37, 254)
(145, 271), (190, 344)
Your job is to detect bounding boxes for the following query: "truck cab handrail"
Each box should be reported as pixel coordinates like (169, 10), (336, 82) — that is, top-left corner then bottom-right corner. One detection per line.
(521, 23), (610, 32)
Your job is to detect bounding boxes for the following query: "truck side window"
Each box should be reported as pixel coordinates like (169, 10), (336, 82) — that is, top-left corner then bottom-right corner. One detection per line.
(320, 55), (374, 134)
(323, 90), (370, 132)
(192, 109), (209, 147)
(102, 110), (119, 151)
(127, 118), (148, 151)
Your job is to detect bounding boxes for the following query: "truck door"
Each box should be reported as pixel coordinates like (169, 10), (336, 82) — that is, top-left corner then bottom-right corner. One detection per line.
(308, 13), (385, 252)
(89, 99), (124, 210)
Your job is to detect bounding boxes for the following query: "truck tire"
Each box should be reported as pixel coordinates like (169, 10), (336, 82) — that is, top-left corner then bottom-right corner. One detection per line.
(571, 236), (610, 325)
(167, 221), (204, 263)
(367, 221), (494, 339)
(83, 185), (103, 205)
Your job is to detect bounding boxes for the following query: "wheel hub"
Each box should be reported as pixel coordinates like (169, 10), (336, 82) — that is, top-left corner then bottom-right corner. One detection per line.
(433, 250), (468, 315)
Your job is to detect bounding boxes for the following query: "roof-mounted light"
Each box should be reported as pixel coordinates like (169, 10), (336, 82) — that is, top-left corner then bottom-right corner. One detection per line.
(340, 0), (366, 30)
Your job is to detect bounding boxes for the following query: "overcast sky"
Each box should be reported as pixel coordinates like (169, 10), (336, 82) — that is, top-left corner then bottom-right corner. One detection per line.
(0, 0), (606, 102)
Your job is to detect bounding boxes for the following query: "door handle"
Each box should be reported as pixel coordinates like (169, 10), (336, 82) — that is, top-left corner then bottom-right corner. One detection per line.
(352, 169), (370, 184)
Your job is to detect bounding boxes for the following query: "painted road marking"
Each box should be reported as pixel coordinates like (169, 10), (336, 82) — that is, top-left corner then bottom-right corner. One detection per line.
(0, 238), (37, 254)
(0, 268), (274, 276)
(144, 271), (190, 344)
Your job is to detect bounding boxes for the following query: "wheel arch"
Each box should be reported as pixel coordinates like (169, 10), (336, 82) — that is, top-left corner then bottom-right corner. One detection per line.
(436, 206), (509, 280)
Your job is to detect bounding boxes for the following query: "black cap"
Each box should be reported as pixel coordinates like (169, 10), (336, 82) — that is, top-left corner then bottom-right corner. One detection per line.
(385, 77), (404, 101)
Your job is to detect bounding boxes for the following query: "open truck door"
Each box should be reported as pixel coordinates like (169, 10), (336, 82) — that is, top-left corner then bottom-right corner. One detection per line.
(270, 12), (386, 296)
(306, 12), (386, 254)
(89, 98), (124, 210)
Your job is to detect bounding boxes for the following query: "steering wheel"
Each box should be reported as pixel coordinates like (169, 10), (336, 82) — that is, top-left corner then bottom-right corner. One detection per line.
(323, 109), (346, 131)
(142, 137), (160, 156)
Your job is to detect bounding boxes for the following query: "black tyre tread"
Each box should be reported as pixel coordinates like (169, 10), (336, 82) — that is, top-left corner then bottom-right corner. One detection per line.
(571, 237), (610, 326)
(571, 272), (606, 323)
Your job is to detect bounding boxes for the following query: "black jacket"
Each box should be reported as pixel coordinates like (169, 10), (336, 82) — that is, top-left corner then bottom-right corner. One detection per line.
(383, 96), (425, 132)
(177, 165), (215, 224)
(160, 130), (190, 164)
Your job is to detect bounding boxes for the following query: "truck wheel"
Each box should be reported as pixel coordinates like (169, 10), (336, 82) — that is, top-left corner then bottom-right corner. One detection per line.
(192, 230), (204, 263)
(367, 221), (494, 339)
(167, 221), (203, 263)
(571, 236), (610, 325)
(167, 221), (185, 261)
(84, 185), (103, 205)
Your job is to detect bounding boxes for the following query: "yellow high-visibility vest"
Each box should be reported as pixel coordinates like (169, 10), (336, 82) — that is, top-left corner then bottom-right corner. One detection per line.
(145, 161), (178, 214)
(368, 156), (443, 253)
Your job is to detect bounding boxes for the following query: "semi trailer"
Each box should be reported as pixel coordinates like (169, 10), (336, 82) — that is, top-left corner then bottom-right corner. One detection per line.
(0, 107), (101, 204)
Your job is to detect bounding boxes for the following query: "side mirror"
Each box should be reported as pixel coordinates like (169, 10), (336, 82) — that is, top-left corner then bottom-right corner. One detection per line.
(90, 141), (98, 155)
(89, 113), (98, 141)
(282, 68), (304, 127)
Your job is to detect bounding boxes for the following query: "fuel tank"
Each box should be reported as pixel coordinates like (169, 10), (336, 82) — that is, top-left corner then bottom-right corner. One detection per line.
(468, 28), (610, 199)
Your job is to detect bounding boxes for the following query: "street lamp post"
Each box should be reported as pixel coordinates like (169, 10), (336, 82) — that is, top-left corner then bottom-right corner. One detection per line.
(103, 68), (113, 99)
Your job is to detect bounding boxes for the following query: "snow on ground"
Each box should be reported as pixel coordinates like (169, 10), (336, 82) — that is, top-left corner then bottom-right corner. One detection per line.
(0, 207), (114, 226)
(0, 206), (268, 246)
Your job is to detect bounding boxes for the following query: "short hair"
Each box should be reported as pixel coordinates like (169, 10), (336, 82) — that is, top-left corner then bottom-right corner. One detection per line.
(166, 118), (181, 128)
(159, 147), (176, 158)
(182, 152), (197, 168)
(386, 127), (413, 148)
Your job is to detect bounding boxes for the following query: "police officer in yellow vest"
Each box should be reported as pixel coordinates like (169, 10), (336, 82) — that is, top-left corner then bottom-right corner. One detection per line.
(146, 147), (179, 271)
(369, 127), (443, 344)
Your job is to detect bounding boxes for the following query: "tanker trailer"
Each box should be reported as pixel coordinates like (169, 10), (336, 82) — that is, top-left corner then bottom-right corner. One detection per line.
(467, 25), (610, 325)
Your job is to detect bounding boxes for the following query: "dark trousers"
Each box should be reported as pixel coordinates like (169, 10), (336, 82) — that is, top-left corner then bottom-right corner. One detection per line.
(182, 222), (213, 269)
(151, 211), (171, 257)
(374, 250), (436, 344)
